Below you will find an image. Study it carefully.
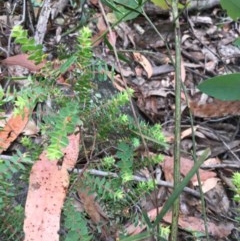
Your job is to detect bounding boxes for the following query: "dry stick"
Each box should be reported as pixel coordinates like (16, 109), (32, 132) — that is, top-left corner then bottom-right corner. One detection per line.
(7, 0), (26, 55)
(72, 167), (224, 216)
(0, 47), (8, 56)
(170, 1), (181, 240)
(71, 168), (208, 199)
(201, 163), (240, 169)
(34, 0), (52, 44)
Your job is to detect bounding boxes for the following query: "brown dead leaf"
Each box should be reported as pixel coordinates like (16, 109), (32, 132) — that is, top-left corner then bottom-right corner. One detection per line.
(76, 182), (110, 239)
(189, 99), (240, 117)
(203, 157), (221, 166)
(23, 119), (39, 136)
(107, 31), (117, 48)
(173, 213), (233, 238)
(198, 177), (219, 193)
(92, 30), (106, 47)
(112, 74), (126, 92)
(133, 52), (153, 78)
(23, 132), (80, 241)
(0, 108), (30, 153)
(205, 61), (216, 71)
(126, 208), (234, 238)
(77, 187), (108, 224)
(161, 156), (216, 183)
(135, 66), (144, 76)
(0, 113), (38, 136)
(180, 126), (198, 139)
(1, 54), (45, 72)
(24, 154), (69, 241)
(51, 0), (69, 19)
(92, 14), (107, 46)
(90, 0), (99, 6)
(114, 21), (135, 48)
(205, 181), (230, 215)
(96, 14), (106, 32)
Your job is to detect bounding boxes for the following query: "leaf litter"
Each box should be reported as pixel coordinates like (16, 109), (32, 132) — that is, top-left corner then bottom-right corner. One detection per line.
(0, 0), (240, 240)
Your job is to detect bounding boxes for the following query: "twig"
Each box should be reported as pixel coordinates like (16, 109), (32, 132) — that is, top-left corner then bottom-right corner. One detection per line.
(71, 168), (203, 199)
(0, 155), (13, 160)
(7, 0), (26, 55)
(0, 47), (8, 56)
(201, 163), (240, 169)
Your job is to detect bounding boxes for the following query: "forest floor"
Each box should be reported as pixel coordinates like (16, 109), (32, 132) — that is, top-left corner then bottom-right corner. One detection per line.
(0, 0), (240, 240)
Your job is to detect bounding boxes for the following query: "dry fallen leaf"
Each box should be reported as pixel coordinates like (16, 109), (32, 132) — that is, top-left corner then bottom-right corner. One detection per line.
(126, 208), (234, 238)
(0, 113), (39, 136)
(76, 182), (110, 239)
(180, 126), (198, 140)
(1, 54), (45, 72)
(77, 187), (108, 224)
(92, 14), (107, 46)
(23, 119), (39, 136)
(161, 156), (216, 184)
(0, 108), (30, 153)
(61, 132), (81, 170)
(23, 132), (80, 241)
(51, 0), (69, 19)
(203, 157), (221, 166)
(112, 74), (126, 92)
(114, 21), (135, 48)
(189, 99), (240, 117)
(107, 31), (117, 48)
(24, 154), (69, 241)
(133, 52), (153, 78)
(205, 181), (230, 215)
(198, 177), (219, 193)
(90, 0), (99, 6)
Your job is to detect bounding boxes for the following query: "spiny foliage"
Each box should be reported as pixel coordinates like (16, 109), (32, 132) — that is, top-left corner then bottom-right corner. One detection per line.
(0, 151), (32, 240)
(44, 102), (82, 159)
(62, 199), (92, 241)
(232, 172), (240, 223)
(0, 21), (168, 241)
(233, 172), (240, 203)
(71, 105), (166, 236)
(0, 25), (94, 239)
(9, 25), (93, 160)
(0, 205), (24, 241)
(11, 25), (45, 63)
